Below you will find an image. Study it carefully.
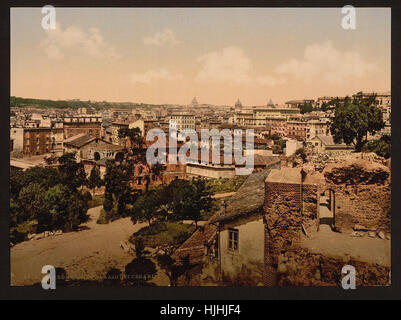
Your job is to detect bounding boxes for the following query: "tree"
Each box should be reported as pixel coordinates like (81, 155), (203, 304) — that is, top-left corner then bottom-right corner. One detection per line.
(43, 184), (89, 232)
(165, 179), (213, 227)
(330, 98), (384, 152)
(43, 184), (71, 231)
(18, 183), (47, 223)
(362, 135), (391, 159)
(186, 179), (213, 228)
(157, 253), (195, 287)
(130, 189), (165, 227)
(58, 153), (87, 191)
(299, 102), (314, 114)
(88, 165), (103, 195)
(118, 127), (145, 161)
(104, 159), (132, 216)
(10, 168), (25, 201)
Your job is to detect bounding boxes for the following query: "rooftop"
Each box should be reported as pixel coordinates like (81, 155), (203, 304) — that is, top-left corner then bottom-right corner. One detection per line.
(63, 134), (96, 148)
(211, 170), (270, 223)
(266, 167), (325, 185)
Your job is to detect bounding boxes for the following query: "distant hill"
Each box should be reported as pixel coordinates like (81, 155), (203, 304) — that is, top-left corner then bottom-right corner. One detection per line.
(10, 96), (161, 110)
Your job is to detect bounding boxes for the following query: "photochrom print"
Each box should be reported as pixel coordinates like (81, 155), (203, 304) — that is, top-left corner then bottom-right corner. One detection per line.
(10, 7), (391, 287)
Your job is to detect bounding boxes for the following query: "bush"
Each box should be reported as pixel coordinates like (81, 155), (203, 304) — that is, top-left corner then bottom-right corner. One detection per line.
(295, 148), (307, 163)
(362, 136), (391, 159)
(97, 209), (110, 224)
(103, 195), (114, 212)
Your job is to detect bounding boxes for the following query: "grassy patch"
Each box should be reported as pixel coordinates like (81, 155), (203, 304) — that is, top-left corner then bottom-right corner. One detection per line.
(88, 194), (105, 209)
(129, 221), (195, 248)
(206, 176), (247, 194)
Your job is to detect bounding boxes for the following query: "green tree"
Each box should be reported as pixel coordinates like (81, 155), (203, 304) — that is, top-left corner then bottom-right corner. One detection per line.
(18, 183), (47, 223)
(165, 179), (212, 227)
(186, 179), (213, 228)
(58, 153), (87, 191)
(10, 168), (25, 201)
(104, 159), (132, 216)
(362, 135), (391, 159)
(43, 184), (89, 232)
(44, 184), (71, 231)
(330, 98), (384, 152)
(88, 165), (103, 195)
(320, 102), (328, 112)
(299, 102), (314, 114)
(118, 127), (145, 161)
(130, 189), (165, 227)
(23, 166), (61, 190)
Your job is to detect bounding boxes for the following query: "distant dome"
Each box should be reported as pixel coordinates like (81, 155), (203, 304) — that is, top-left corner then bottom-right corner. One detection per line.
(267, 98), (274, 106)
(191, 97), (198, 107)
(235, 99), (242, 108)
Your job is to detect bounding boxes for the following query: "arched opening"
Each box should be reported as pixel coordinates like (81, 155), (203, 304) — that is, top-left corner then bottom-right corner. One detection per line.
(115, 152), (124, 162)
(94, 152), (100, 161)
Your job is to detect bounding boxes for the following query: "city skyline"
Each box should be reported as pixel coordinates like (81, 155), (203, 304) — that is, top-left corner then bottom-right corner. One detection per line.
(11, 7), (390, 105)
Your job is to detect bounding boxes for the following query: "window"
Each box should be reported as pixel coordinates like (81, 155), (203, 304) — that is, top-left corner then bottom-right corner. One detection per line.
(228, 228), (239, 251)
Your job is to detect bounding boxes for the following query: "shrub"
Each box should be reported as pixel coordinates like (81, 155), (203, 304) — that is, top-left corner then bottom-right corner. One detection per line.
(362, 135), (391, 159)
(97, 209), (110, 224)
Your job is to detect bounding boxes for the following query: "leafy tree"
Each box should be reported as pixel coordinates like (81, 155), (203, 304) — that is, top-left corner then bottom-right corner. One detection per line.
(157, 253), (195, 287)
(10, 168), (25, 201)
(118, 127), (145, 161)
(58, 153), (87, 191)
(118, 127), (142, 146)
(104, 159), (132, 216)
(165, 179), (212, 227)
(43, 184), (71, 231)
(186, 179), (213, 228)
(40, 184), (90, 232)
(103, 192), (113, 210)
(362, 135), (391, 159)
(88, 165), (103, 195)
(10, 198), (21, 228)
(130, 189), (165, 227)
(299, 102), (314, 114)
(18, 183), (47, 223)
(330, 98), (384, 152)
(66, 193), (90, 231)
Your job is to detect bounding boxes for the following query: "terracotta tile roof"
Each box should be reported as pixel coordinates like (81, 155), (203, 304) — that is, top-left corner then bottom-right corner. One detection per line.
(172, 216), (218, 264)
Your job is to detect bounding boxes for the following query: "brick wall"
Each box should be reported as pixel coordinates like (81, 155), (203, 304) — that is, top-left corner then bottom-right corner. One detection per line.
(264, 182), (317, 218)
(262, 181), (318, 286)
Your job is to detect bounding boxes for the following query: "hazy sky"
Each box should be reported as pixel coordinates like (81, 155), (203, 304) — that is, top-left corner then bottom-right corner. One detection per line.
(11, 7), (391, 105)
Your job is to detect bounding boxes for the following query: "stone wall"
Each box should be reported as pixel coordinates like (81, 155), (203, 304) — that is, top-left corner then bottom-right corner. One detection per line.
(262, 191), (390, 286)
(333, 185), (390, 233)
(264, 181), (318, 219)
(323, 159), (391, 232)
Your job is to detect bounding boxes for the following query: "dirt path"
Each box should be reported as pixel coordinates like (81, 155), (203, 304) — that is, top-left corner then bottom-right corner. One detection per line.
(10, 206), (149, 286)
(212, 192), (236, 199)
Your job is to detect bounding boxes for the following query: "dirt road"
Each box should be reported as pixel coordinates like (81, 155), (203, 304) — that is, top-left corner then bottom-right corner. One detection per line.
(11, 206), (148, 286)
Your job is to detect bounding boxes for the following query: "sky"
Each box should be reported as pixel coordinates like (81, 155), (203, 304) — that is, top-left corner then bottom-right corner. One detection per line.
(10, 7), (391, 106)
